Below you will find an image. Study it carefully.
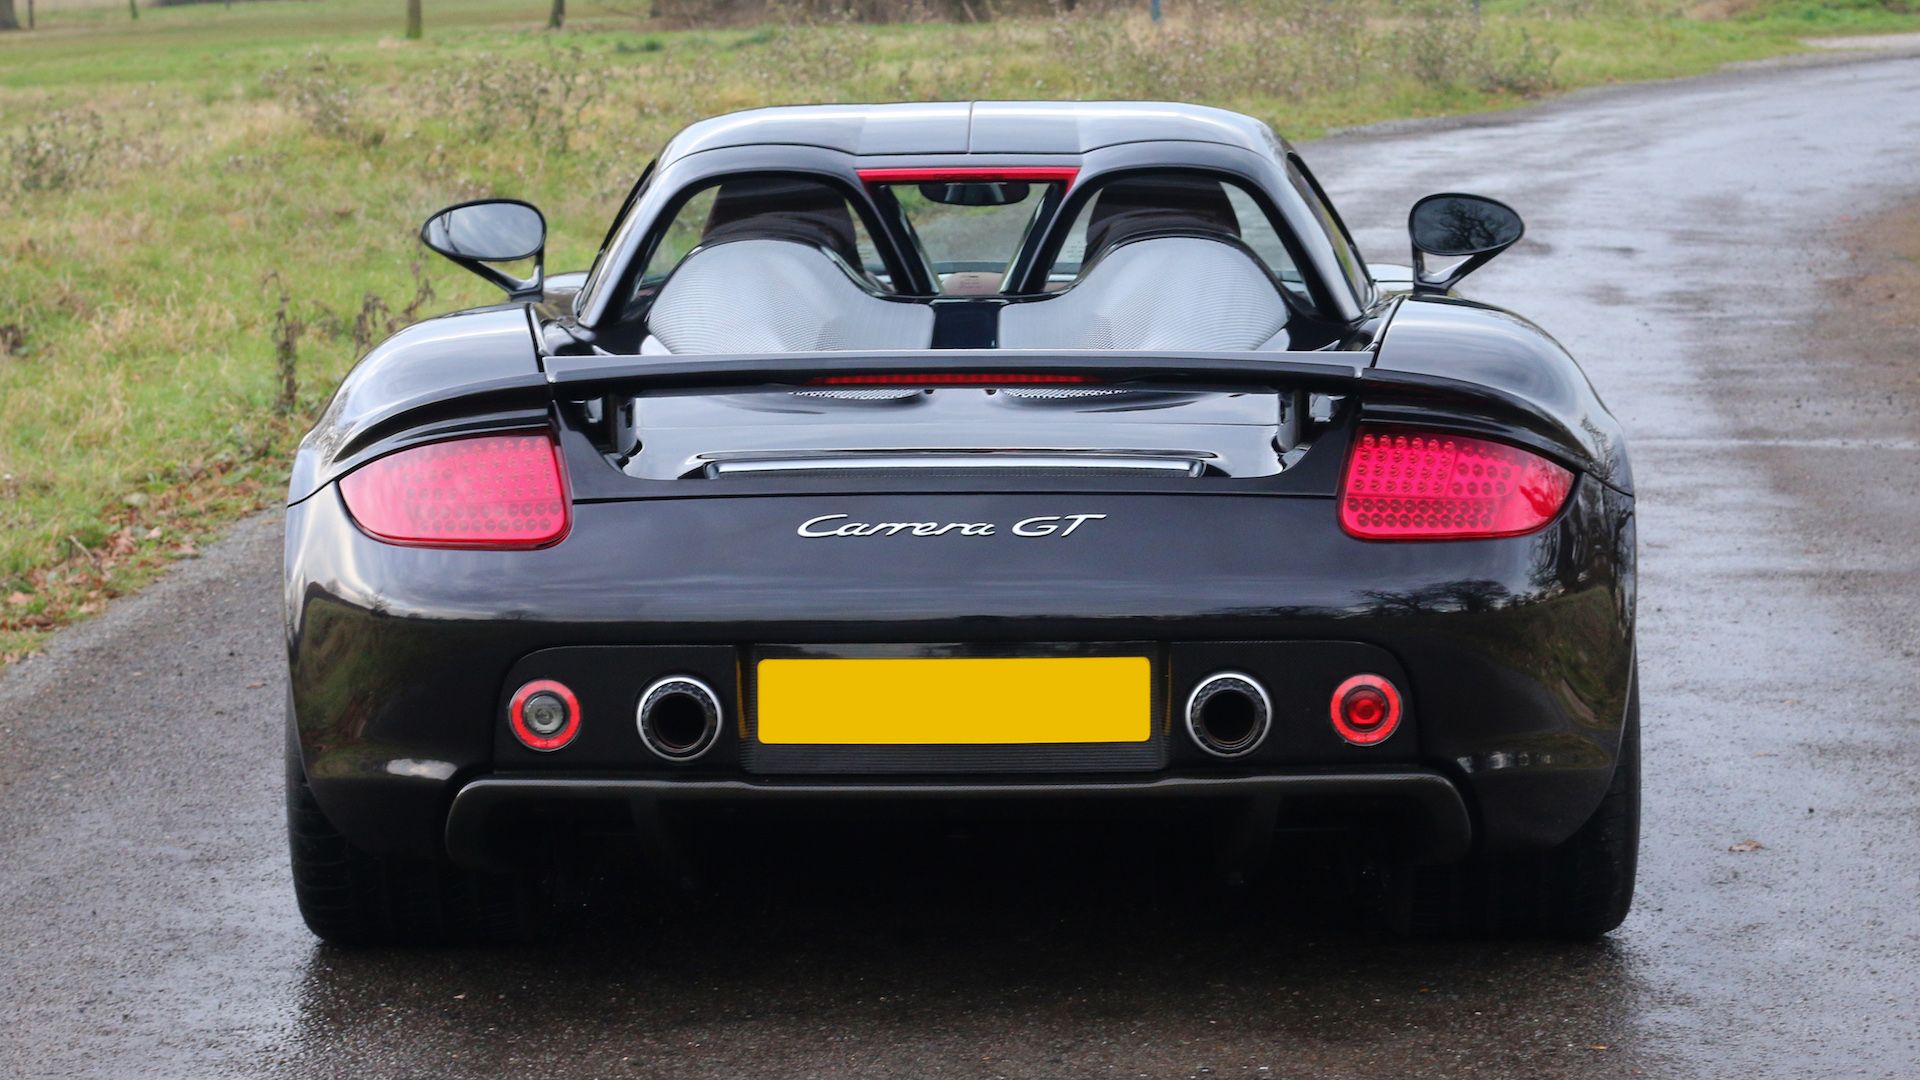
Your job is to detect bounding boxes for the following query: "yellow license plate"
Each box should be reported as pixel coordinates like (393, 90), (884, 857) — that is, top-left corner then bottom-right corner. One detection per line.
(755, 656), (1151, 745)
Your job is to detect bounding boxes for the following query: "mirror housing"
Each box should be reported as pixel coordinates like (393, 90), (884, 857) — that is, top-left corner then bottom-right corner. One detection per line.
(419, 199), (547, 301)
(1407, 192), (1524, 295)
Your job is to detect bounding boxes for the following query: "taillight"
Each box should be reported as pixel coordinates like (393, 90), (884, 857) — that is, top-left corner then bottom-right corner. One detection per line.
(1340, 427), (1573, 541)
(338, 432), (569, 549)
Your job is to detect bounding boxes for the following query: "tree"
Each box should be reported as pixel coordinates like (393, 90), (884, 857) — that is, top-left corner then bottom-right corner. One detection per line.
(128, 0), (137, 20)
(2, 0), (21, 31)
(405, 0), (421, 40)
(548, 0), (564, 30)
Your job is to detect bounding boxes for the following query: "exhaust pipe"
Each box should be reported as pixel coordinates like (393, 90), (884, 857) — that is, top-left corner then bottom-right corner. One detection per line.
(1185, 672), (1272, 758)
(636, 675), (723, 762)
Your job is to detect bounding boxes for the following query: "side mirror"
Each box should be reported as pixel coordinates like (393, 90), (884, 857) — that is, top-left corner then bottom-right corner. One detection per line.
(1408, 192), (1524, 295)
(420, 199), (546, 301)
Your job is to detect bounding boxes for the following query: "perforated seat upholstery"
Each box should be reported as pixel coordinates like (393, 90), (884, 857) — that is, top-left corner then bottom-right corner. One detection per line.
(997, 237), (1291, 351)
(643, 239), (935, 354)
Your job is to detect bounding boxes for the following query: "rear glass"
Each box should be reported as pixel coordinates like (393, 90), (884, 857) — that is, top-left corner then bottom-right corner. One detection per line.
(624, 175), (888, 318)
(1044, 171), (1309, 306)
(878, 181), (1055, 295)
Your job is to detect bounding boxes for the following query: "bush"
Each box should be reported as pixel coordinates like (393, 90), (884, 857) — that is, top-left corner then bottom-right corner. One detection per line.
(1395, 1), (1560, 95)
(5, 110), (108, 193)
(262, 51), (385, 148)
(425, 45), (607, 154)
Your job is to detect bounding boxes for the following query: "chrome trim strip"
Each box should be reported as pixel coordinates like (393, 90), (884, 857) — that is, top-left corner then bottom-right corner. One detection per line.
(705, 452), (1206, 477)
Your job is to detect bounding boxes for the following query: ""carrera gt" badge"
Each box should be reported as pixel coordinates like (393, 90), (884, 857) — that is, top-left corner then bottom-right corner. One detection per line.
(797, 513), (1107, 539)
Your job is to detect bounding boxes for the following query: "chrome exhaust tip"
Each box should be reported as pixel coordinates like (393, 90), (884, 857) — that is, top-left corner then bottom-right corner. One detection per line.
(1185, 672), (1272, 758)
(636, 675), (722, 762)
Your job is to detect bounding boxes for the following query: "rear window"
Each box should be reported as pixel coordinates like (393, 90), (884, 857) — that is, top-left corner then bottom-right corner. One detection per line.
(623, 174), (888, 318)
(1042, 170), (1310, 306)
(873, 178), (1061, 295)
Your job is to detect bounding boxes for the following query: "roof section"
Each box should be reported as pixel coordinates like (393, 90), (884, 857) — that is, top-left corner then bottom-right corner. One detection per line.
(657, 102), (1282, 164)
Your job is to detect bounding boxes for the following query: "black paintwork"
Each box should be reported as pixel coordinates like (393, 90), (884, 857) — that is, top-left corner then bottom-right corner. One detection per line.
(288, 305), (545, 505)
(285, 102), (1637, 873)
(1373, 295), (1632, 493)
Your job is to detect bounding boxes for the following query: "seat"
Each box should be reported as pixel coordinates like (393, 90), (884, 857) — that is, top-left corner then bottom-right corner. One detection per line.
(998, 237), (1290, 351)
(997, 174), (1291, 351)
(640, 174), (933, 354)
(642, 239), (934, 354)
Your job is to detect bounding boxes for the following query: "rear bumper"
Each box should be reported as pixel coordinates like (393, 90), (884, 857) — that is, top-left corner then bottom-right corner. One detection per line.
(286, 476), (1636, 864)
(444, 770), (1474, 872)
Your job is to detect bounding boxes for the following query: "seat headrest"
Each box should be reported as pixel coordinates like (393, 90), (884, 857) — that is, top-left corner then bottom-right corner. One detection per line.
(701, 176), (864, 270)
(1083, 175), (1241, 271)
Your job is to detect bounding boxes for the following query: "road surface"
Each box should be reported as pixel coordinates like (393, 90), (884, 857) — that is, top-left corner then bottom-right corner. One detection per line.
(3, 47), (1919, 1079)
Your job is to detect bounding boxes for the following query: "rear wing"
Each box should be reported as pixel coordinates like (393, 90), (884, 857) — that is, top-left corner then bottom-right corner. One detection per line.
(542, 350), (1593, 472)
(541, 350), (1369, 393)
(296, 349), (1612, 505)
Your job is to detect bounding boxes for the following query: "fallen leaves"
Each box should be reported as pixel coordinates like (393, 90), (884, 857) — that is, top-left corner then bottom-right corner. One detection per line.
(0, 450), (284, 669)
(1728, 839), (1765, 853)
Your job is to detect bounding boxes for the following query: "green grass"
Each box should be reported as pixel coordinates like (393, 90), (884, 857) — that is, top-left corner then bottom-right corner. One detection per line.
(2, 0), (1917, 660)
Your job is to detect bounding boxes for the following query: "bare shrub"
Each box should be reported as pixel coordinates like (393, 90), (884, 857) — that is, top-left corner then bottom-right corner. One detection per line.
(262, 272), (306, 418)
(1019, 1), (1383, 102)
(348, 264), (437, 354)
(427, 45), (607, 154)
(262, 51), (385, 147)
(656, 0), (1011, 25)
(1393, 1), (1559, 95)
(1479, 27), (1559, 95)
(5, 109), (108, 193)
(682, 0), (1557, 105)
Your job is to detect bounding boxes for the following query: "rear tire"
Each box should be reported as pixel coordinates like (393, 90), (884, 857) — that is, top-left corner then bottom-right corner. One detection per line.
(286, 721), (543, 947)
(1394, 666), (1640, 939)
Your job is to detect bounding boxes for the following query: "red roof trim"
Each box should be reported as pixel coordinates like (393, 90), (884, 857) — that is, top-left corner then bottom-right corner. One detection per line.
(856, 167), (1080, 186)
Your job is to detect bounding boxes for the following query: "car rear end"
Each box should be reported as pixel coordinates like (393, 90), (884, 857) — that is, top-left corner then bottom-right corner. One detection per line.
(285, 350), (1636, 906)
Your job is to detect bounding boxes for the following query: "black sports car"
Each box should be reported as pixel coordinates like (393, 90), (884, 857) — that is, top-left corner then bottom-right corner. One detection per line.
(284, 102), (1637, 945)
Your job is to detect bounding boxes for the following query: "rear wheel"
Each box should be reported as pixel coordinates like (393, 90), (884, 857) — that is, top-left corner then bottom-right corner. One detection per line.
(1394, 667), (1640, 939)
(286, 720), (543, 947)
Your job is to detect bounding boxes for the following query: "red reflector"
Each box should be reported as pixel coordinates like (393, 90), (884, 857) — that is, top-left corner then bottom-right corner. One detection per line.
(1339, 427), (1573, 540)
(339, 432), (569, 549)
(1331, 674), (1402, 746)
(856, 167), (1080, 186)
(509, 679), (581, 752)
(809, 373), (1098, 386)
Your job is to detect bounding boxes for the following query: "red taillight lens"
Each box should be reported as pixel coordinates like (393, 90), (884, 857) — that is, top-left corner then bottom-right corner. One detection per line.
(1340, 427), (1573, 541)
(338, 432), (569, 549)
(1331, 674), (1402, 746)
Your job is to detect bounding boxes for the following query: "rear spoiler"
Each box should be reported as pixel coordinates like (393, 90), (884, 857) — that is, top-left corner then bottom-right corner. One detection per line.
(541, 349), (1594, 473)
(542, 350), (1368, 393)
(294, 349), (1608, 506)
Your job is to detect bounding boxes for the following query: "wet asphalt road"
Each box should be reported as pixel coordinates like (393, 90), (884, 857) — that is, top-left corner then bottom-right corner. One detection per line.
(5, 49), (1920, 1079)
